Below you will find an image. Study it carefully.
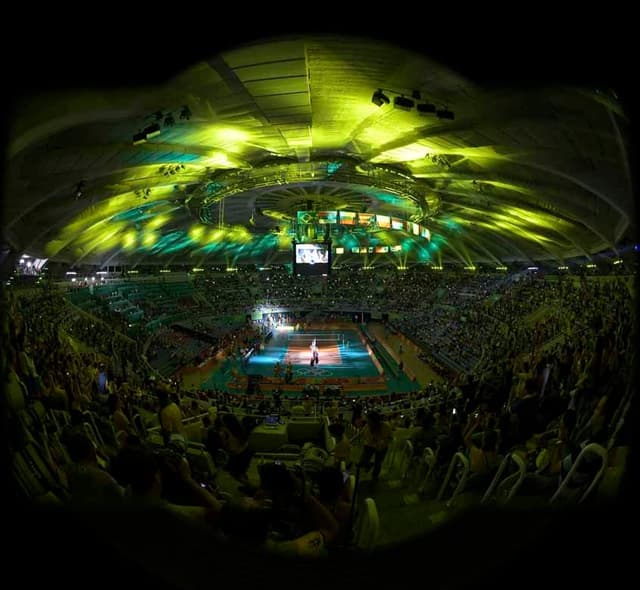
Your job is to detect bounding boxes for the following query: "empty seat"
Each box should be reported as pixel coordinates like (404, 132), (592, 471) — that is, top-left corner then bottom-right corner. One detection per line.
(186, 446), (216, 484)
(550, 443), (608, 504)
(437, 452), (470, 507)
(417, 447), (437, 493)
(354, 497), (379, 550)
(482, 452), (527, 505)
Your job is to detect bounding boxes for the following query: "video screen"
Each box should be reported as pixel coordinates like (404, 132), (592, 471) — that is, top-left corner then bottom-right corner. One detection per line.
(318, 210), (337, 224)
(359, 213), (374, 226)
(297, 211), (317, 225)
(376, 215), (391, 229)
(294, 243), (330, 276)
(339, 211), (356, 225)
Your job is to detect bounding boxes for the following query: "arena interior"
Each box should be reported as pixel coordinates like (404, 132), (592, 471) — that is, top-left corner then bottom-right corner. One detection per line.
(1, 28), (637, 589)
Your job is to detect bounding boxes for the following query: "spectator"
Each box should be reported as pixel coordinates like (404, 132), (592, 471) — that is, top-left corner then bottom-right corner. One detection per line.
(328, 423), (352, 467)
(217, 414), (252, 482)
(157, 388), (183, 443)
(108, 393), (133, 442)
(358, 410), (393, 483)
(119, 445), (221, 525)
(64, 429), (123, 506)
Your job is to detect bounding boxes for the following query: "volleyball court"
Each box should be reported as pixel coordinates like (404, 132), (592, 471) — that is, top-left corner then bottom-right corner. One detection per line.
(285, 332), (344, 366)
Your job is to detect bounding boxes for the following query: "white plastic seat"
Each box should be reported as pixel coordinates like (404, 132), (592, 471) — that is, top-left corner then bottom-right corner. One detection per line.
(186, 446), (217, 483)
(437, 452), (469, 506)
(354, 497), (379, 550)
(550, 443), (608, 504)
(482, 452), (527, 504)
(417, 447), (437, 493)
(399, 439), (414, 480)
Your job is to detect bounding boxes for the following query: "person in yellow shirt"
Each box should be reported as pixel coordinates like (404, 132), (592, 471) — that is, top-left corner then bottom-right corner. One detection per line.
(463, 413), (499, 490)
(358, 411), (393, 482)
(328, 423), (352, 468)
(158, 388), (183, 444)
(108, 393), (134, 445)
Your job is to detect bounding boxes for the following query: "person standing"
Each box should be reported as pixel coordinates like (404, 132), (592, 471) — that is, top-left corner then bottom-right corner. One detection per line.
(358, 410), (393, 482)
(285, 361), (293, 384)
(158, 388), (183, 445)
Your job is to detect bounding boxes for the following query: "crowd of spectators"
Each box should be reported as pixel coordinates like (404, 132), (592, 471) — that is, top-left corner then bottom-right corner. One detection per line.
(2, 265), (635, 562)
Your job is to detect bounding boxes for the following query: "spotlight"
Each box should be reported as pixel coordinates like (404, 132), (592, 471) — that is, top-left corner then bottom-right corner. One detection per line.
(436, 108), (455, 120)
(371, 89), (390, 107)
(393, 96), (415, 111)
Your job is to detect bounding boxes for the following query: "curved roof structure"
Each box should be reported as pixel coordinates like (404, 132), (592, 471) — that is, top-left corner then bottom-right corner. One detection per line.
(3, 35), (634, 268)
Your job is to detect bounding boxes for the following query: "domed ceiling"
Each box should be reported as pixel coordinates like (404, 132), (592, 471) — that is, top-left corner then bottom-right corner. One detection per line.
(3, 35), (633, 268)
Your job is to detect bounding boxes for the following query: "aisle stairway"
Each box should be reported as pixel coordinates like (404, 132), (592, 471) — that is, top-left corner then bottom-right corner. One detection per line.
(366, 322), (444, 386)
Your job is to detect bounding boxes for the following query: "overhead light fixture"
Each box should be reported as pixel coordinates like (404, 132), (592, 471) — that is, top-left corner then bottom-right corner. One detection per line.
(393, 96), (415, 111)
(179, 105), (192, 120)
(371, 89), (390, 107)
(417, 102), (437, 114)
(436, 108), (455, 120)
(144, 123), (161, 139)
(74, 180), (86, 199)
(132, 131), (147, 145)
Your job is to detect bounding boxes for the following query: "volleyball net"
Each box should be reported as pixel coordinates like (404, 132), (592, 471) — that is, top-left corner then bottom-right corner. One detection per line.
(286, 332), (346, 347)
